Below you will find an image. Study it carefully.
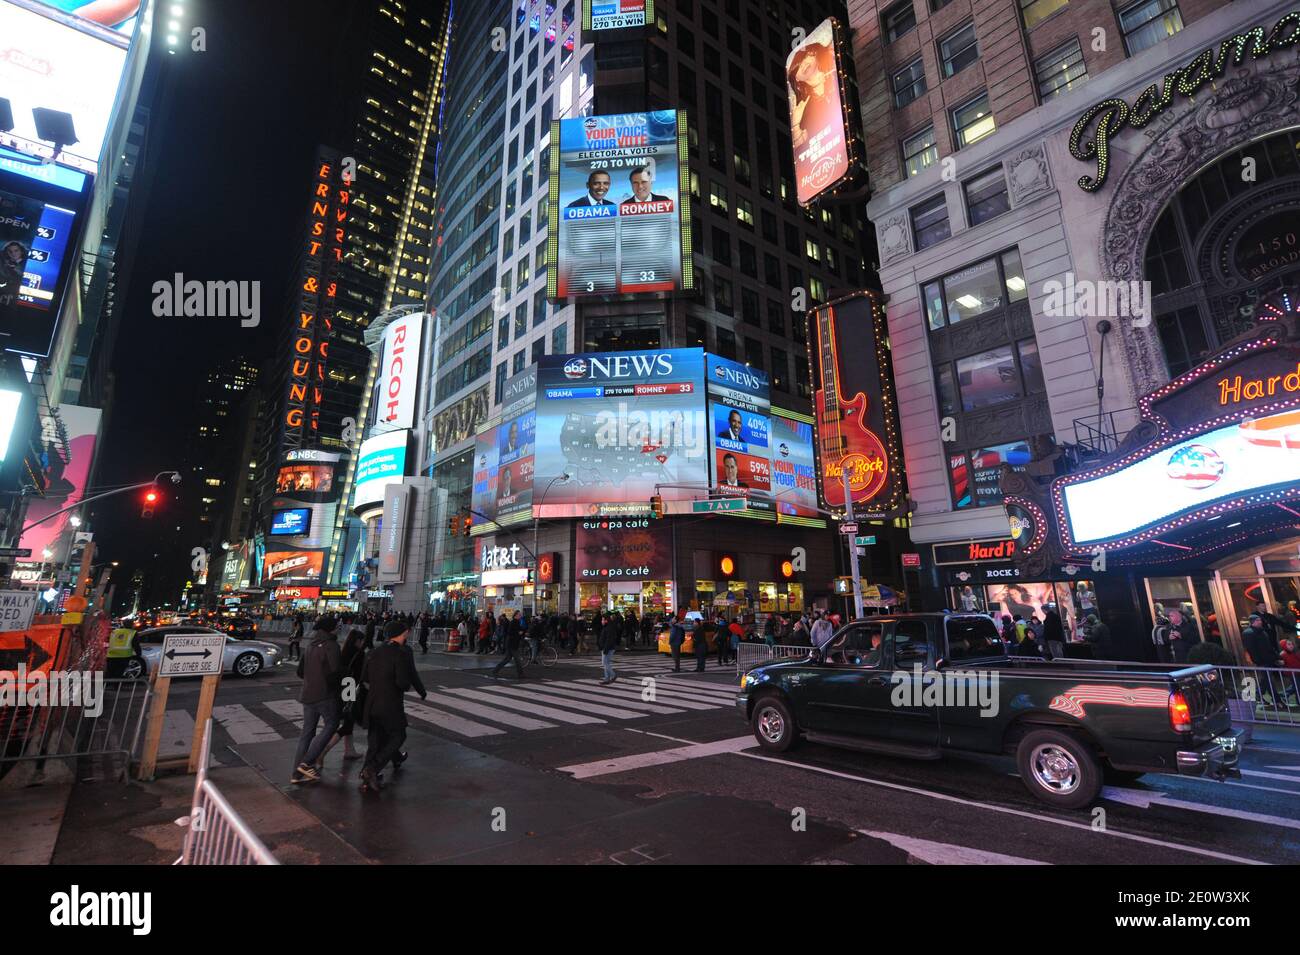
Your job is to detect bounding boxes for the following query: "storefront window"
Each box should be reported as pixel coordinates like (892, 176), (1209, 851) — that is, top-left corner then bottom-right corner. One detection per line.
(787, 583), (804, 613)
(759, 582), (778, 613)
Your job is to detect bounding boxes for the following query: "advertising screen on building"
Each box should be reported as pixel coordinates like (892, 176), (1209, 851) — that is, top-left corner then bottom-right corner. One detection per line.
(270, 507), (311, 537)
(534, 348), (708, 517)
(1058, 410), (1300, 549)
(810, 293), (904, 518)
(0, 2), (130, 173)
(0, 148), (88, 356)
(786, 17), (859, 206)
(263, 548), (327, 583)
(370, 314), (424, 431)
(583, 0), (650, 31)
(353, 429), (409, 509)
(471, 422), (501, 527)
(32, 0), (142, 34)
(19, 404), (101, 561)
(770, 410), (820, 519)
(575, 518), (672, 581)
(276, 463), (334, 496)
(706, 354), (770, 500)
(547, 110), (693, 299)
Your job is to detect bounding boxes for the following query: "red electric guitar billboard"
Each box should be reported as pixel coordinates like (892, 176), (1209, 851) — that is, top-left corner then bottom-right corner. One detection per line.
(810, 292), (905, 517)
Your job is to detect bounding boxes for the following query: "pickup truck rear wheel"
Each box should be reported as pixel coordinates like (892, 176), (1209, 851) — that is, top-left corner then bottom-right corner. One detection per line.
(1016, 728), (1102, 809)
(751, 695), (799, 753)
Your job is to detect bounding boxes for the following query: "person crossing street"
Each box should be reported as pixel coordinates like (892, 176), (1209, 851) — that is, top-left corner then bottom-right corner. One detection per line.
(358, 619), (427, 793)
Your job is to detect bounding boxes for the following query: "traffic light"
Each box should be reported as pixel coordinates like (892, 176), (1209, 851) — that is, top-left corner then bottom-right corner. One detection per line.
(141, 489), (158, 519)
(650, 494), (664, 519)
(448, 515), (458, 536)
(462, 514), (472, 535)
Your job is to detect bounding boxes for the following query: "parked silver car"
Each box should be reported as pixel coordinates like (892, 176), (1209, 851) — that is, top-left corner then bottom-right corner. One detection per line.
(126, 625), (284, 679)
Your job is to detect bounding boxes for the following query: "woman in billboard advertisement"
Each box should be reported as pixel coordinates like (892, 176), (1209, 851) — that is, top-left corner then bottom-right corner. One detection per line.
(787, 39), (838, 151)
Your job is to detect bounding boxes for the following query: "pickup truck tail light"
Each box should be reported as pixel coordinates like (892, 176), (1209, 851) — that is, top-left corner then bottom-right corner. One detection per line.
(1169, 691), (1192, 732)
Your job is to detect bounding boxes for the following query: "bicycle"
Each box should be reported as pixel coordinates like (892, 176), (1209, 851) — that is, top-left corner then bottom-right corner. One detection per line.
(521, 637), (558, 668)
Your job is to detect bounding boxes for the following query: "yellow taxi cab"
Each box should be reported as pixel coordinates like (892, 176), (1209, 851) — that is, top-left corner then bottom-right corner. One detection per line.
(656, 612), (720, 655)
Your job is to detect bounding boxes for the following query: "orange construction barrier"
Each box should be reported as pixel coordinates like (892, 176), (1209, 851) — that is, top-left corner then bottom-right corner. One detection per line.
(446, 627), (461, 652)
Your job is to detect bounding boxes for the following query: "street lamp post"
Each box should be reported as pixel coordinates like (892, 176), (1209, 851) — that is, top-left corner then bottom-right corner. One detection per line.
(532, 472), (572, 616)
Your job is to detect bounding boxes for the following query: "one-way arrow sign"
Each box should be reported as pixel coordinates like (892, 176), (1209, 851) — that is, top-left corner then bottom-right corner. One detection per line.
(158, 634), (225, 677)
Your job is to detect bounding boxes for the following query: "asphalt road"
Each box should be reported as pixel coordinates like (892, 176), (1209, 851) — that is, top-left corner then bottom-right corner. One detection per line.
(161, 643), (1300, 865)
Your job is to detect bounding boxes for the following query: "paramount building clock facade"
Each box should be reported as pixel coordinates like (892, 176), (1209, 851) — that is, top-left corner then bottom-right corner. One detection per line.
(852, 0), (1300, 658)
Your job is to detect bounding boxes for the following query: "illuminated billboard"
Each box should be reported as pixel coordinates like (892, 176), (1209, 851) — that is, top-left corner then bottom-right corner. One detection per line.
(786, 17), (863, 206)
(810, 292), (905, 518)
(353, 429), (409, 509)
(0, 1), (130, 173)
(270, 507), (311, 537)
(770, 410), (820, 520)
(575, 518), (672, 581)
(32, 0), (142, 34)
(371, 314), (425, 431)
(547, 110), (693, 299)
(276, 463), (334, 496)
(19, 403), (101, 561)
(583, 0), (650, 31)
(1058, 410), (1300, 550)
(707, 354), (770, 500)
(534, 348), (708, 517)
(0, 147), (88, 356)
(263, 548), (327, 583)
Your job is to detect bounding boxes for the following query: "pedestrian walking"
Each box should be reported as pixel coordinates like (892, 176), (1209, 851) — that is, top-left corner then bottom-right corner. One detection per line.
(1168, 608), (1199, 663)
(418, 613), (430, 654)
(1151, 612), (1173, 664)
(809, 612), (833, 648)
(457, 615), (470, 653)
(692, 616), (710, 672)
(1042, 607), (1066, 659)
(358, 619), (427, 793)
(491, 612), (526, 679)
(567, 614), (580, 655)
(316, 628), (367, 767)
(287, 615), (304, 662)
(1083, 614), (1112, 660)
(291, 616), (342, 784)
(598, 612), (620, 684)
(669, 610), (687, 672)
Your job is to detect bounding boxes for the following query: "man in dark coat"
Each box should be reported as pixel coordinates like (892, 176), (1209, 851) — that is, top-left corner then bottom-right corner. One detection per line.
(491, 612), (526, 680)
(692, 616), (710, 672)
(669, 612), (687, 672)
(1243, 614), (1278, 668)
(359, 619), (427, 792)
(292, 615), (342, 784)
(1041, 608), (1066, 659)
(598, 613), (621, 684)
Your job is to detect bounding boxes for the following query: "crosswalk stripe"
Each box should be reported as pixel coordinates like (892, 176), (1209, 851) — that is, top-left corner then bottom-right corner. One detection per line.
(212, 704), (282, 744)
(439, 687), (605, 724)
(526, 681), (693, 714)
(627, 680), (738, 704)
(418, 690), (556, 730)
(263, 699), (304, 728)
(404, 699), (506, 737)
(480, 683), (673, 719)
(559, 679), (722, 711)
(569, 678), (732, 707)
(652, 680), (739, 700)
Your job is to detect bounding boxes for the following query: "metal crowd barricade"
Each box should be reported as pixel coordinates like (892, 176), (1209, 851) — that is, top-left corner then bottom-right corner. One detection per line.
(179, 719), (279, 865)
(735, 643), (814, 675)
(428, 628), (451, 651)
(1215, 665), (1300, 726)
(0, 676), (151, 779)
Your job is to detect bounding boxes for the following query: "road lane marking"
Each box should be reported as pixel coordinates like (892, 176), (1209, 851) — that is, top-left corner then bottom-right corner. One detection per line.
(560, 680), (720, 710)
(404, 700), (505, 737)
(419, 690), (556, 730)
(439, 686), (605, 724)
(531, 681), (692, 714)
(737, 751), (1268, 865)
(211, 704), (282, 744)
(477, 684), (657, 719)
(857, 830), (1049, 865)
(559, 735), (756, 779)
(1103, 785), (1300, 831)
(263, 699), (303, 728)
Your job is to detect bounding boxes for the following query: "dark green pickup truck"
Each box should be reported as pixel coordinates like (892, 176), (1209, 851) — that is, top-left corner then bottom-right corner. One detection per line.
(737, 612), (1243, 808)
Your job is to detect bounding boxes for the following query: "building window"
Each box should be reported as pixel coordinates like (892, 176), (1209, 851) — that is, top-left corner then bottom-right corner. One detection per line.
(952, 92), (995, 149)
(712, 227), (732, 266)
(923, 248), (1026, 330)
(805, 238), (821, 263)
(551, 323), (567, 354)
(533, 287), (548, 327)
(1035, 39), (1087, 102)
(709, 181), (729, 214)
(686, 315), (708, 350)
(794, 356), (810, 398)
(964, 168), (1010, 225)
(956, 344), (1021, 411)
(514, 302), (528, 338)
(513, 350), (526, 374)
(498, 316), (510, 348)
(764, 253), (781, 287)
(767, 300), (785, 335)
(911, 194), (951, 251)
(902, 126), (937, 178)
(742, 288), (760, 325)
(948, 438), (1035, 509)
(938, 23), (979, 79)
(770, 347), (788, 392)
(715, 278), (735, 314)
(1119, 0), (1183, 55)
(931, 0), (954, 9)
(882, 0), (917, 44)
(494, 362), (507, 403)
(735, 197), (754, 228)
(532, 337), (546, 365)
(892, 59), (927, 109)
(715, 326), (737, 359)
(1019, 0), (1068, 29)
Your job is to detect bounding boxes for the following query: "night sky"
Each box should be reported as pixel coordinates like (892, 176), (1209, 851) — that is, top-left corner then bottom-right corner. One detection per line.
(91, 1), (360, 607)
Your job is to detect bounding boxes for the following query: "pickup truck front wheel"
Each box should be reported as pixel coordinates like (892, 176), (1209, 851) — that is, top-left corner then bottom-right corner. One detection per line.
(1016, 729), (1102, 809)
(751, 696), (799, 753)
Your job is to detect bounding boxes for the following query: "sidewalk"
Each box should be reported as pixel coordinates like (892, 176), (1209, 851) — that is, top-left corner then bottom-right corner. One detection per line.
(0, 757), (369, 865)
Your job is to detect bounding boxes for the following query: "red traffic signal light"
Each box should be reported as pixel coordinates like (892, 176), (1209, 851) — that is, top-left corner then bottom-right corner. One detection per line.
(141, 489), (159, 519)
(462, 515), (472, 535)
(650, 495), (664, 519)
